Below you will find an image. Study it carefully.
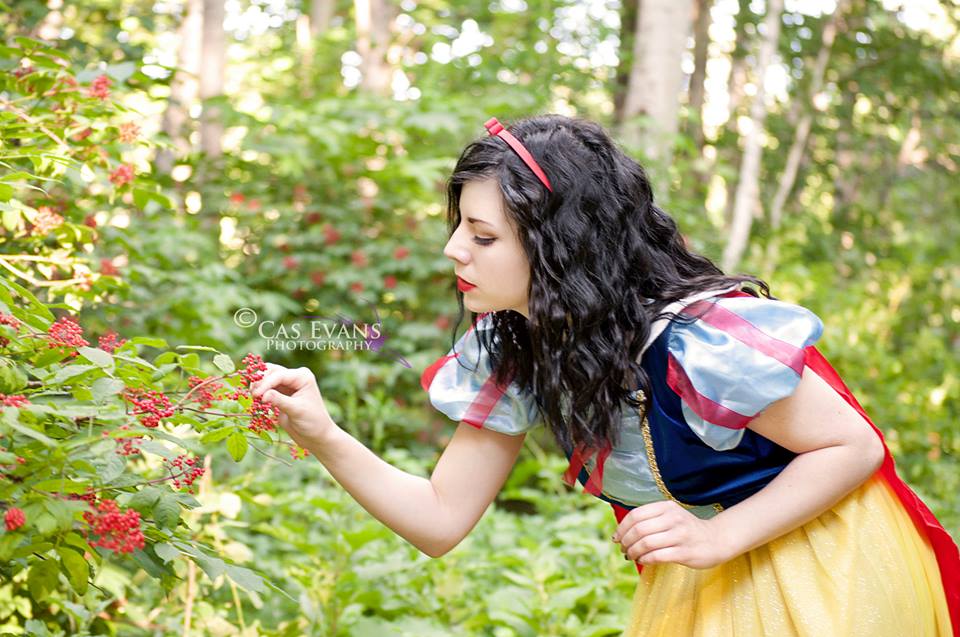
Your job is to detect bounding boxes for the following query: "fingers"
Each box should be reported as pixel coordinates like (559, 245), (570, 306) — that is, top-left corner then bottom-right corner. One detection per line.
(623, 529), (677, 562)
(617, 516), (673, 553)
(613, 500), (676, 541)
(251, 367), (304, 399)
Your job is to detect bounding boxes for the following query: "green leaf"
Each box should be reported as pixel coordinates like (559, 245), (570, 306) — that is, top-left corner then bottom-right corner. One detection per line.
(77, 346), (114, 368)
(213, 353), (235, 373)
(200, 427), (235, 443)
(130, 336), (168, 348)
(32, 479), (89, 494)
(127, 486), (162, 512)
(0, 276), (54, 324)
(0, 363), (27, 393)
(57, 546), (90, 595)
(153, 493), (180, 529)
(27, 558), (59, 601)
(153, 542), (180, 563)
(225, 563), (267, 593)
(226, 431), (248, 462)
(2, 412), (55, 446)
(176, 345), (221, 353)
(94, 454), (126, 483)
(90, 377), (125, 402)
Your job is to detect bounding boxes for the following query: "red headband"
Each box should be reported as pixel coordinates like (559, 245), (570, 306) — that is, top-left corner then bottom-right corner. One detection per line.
(484, 117), (553, 192)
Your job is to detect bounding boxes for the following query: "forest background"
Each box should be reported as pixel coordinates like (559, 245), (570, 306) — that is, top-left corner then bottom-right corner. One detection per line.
(1, 0), (958, 634)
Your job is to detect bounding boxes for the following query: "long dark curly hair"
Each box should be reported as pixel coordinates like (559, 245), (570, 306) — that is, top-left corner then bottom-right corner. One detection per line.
(446, 114), (769, 455)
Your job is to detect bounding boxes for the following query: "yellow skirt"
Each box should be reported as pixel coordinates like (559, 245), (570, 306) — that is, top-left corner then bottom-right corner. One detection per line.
(623, 473), (953, 636)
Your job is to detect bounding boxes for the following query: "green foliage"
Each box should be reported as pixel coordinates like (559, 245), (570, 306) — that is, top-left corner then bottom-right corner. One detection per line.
(1, 0), (958, 634)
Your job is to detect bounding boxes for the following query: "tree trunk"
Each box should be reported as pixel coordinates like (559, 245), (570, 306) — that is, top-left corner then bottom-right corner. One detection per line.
(311, 0), (336, 37)
(619, 0), (694, 162)
(768, 0), (848, 232)
(688, 0), (711, 150)
(199, 0), (225, 158)
(614, 0), (640, 124)
(726, 0), (751, 117)
(721, 0), (783, 273)
(156, 0), (203, 174)
(354, 0), (393, 95)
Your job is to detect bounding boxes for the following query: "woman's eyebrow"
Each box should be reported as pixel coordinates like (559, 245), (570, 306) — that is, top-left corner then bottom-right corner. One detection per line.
(466, 216), (495, 228)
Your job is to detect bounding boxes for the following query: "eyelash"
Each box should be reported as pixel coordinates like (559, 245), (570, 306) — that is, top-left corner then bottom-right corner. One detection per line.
(472, 237), (496, 246)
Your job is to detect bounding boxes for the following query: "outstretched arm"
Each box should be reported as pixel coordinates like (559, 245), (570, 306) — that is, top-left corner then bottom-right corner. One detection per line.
(253, 364), (526, 557)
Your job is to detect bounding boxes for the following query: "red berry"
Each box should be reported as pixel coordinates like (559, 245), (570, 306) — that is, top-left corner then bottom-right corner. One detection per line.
(100, 258), (119, 276)
(384, 275), (397, 289)
(310, 271), (326, 286)
(394, 246), (410, 260)
(434, 316), (451, 330)
(98, 331), (126, 353)
(323, 225), (341, 245)
(4, 507), (25, 531)
(82, 499), (145, 554)
(47, 316), (89, 348)
(282, 256), (299, 270)
(87, 74), (111, 100)
(350, 282), (364, 293)
(351, 250), (368, 267)
(109, 164), (135, 187)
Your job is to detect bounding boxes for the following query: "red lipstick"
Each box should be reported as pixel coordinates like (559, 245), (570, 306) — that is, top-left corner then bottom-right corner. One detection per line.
(456, 276), (476, 292)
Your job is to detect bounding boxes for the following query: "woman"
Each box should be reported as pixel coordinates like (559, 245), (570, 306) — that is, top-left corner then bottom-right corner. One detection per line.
(252, 115), (958, 636)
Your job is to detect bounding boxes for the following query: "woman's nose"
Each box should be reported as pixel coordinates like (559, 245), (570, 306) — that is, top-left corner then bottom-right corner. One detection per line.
(443, 232), (470, 264)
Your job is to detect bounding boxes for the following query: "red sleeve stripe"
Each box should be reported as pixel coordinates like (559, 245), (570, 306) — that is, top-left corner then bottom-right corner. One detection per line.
(420, 353), (458, 392)
(666, 352), (753, 430)
(681, 300), (805, 375)
(461, 372), (508, 429)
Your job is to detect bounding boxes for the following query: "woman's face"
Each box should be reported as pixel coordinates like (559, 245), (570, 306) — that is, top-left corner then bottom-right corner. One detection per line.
(443, 178), (531, 318)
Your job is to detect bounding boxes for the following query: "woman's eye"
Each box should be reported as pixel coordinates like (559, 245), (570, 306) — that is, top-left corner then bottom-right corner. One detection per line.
(472, 237), (496, 246)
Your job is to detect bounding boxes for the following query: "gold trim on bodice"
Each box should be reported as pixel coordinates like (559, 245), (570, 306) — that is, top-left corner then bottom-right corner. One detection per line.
(638, 398), (725, 515)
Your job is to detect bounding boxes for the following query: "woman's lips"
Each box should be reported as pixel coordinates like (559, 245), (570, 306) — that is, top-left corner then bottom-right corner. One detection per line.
(456, 276), (476, 292)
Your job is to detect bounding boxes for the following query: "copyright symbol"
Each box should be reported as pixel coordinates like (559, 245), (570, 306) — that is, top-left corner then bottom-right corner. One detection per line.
(233, 307), (258, 328)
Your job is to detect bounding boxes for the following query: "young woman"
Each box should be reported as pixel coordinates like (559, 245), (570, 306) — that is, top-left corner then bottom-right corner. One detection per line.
(252, 115), (958, 636)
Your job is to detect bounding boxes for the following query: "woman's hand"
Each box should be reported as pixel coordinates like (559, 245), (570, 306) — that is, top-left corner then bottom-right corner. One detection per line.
(612, 500), (732, 569)
(251, 363), (336, 450)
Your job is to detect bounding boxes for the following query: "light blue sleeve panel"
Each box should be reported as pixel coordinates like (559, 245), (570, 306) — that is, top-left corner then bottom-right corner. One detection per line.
(666, 295), (824, 451)
(420, 314), (542, 436)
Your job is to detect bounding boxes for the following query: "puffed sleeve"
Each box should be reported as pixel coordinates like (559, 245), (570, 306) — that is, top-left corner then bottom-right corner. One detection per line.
(665, 294), (824, 451)
(420, 314), (542, 435)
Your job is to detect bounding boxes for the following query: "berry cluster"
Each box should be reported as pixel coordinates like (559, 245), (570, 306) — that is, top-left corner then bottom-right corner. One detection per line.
(117, 121), (140, 143)
(83, 499), (145, 554)
(0, 313), (20, 347)
(100, 258), (120, 276)
(239, 353), (267, 389)
(0, 394), (30, 409)
(109, 164), (134, 187)
(47, 316), (89, 348)
(249, 395), (279, 433)
(187, 376), (223, 410)
(88, 74), (111, 100)
(108, 424), (142, 456)
(98, 331), (126, 353)
(31, 206), (64, 236)
(166, 454), (204, 491)
(68, 489), (98, 506)
(4, 507), (25, 531)
(290, 445), (309, 461)
(125, 389), (175, 428)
